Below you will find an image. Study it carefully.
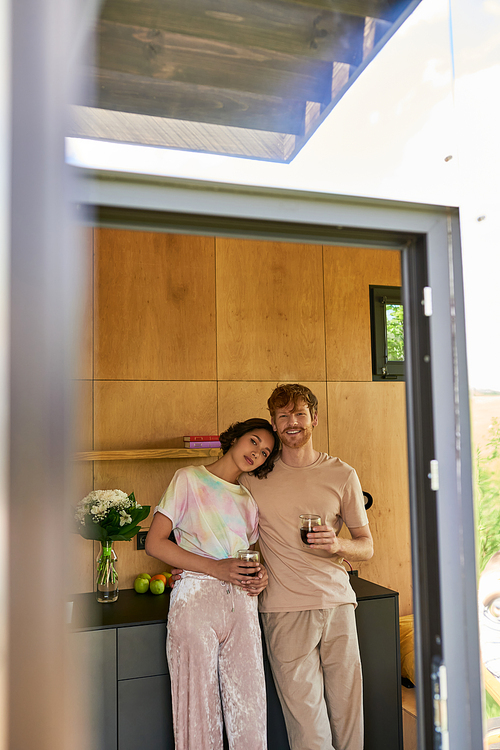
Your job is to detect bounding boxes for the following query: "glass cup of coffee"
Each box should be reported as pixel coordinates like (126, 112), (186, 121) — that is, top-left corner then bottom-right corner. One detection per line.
(236, 549), (260, 577)
(300, 515), (322, 546)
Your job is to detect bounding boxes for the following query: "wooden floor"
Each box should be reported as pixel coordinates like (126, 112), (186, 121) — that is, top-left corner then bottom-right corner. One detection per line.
(402, 686), (417, 750)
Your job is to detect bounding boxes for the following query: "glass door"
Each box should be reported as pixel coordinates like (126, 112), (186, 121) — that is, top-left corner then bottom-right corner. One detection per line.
(74, 174), (484, 750)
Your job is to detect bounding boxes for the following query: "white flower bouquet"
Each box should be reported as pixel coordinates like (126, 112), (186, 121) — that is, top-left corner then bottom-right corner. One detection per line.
(75, 489), (150, 542)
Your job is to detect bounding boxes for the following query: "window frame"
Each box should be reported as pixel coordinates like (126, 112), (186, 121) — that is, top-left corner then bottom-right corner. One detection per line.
(370, 284), (405, 380)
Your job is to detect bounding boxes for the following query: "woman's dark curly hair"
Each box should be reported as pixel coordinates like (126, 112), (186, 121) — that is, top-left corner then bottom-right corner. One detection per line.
(219, 418), (280, 479)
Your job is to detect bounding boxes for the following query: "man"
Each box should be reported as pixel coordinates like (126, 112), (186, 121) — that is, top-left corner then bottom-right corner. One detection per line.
(239, 383), (373, 750)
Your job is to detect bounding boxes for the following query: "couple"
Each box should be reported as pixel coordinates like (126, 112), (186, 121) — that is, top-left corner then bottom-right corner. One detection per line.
(146, 383), (373, 750)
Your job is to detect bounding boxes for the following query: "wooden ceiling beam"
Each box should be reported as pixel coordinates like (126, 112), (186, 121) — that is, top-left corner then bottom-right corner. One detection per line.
(83, 68), (307, 135)
(281, 0), (402, 23)
(99, 0), (365, 65)
(76, 0), (420, 163)
(97, 20), (334, 104)
(70, 105), (294, 161)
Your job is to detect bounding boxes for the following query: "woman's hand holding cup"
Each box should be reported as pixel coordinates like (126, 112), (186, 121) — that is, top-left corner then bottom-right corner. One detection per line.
(212, 552), (260, 586)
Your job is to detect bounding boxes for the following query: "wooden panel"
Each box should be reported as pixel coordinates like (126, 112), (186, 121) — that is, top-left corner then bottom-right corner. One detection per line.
(327, 381), (412, 615)
(94, 230), (216, 380)
(218, 381), (329, 454)
(94, 381), (218, 450)
(71, 380), (94, 589)
(70, 535), (95, 595)
(92, 380), (216, 586)
(92, 457), (173, 526)
(99, 0), (365, 64)
(74, 226), (93, 380)
(87, 68), (307, 135)
(323, 246), (401, 382)
(216, 239), (326, 381)
(97, 20), (334, 104)
(71, 379), (94, 593)
(74, 379), (93, 453)
(94, 455), (218, 588)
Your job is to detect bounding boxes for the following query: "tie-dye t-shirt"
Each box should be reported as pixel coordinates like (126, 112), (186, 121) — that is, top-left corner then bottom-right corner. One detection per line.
(155, 465), (259, 560)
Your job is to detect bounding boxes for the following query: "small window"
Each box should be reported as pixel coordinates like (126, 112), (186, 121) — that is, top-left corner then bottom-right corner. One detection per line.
(370, 286), (405, 380)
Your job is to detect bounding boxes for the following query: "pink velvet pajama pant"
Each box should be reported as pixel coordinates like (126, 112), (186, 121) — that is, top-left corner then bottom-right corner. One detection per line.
(167, 573), (267, 750)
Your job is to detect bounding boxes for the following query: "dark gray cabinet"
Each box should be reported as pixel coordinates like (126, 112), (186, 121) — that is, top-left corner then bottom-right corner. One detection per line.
(75, 628), (118, 750)
(117, 624), (174, 750)
(353, 577), (403, 750)
(117, 623), (168, 680)
(118, 673), (173, 750)
(71, 577), (402, 750)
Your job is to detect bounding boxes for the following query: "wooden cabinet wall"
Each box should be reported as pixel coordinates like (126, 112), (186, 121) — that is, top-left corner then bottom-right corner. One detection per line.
(73, 230), (412, 615)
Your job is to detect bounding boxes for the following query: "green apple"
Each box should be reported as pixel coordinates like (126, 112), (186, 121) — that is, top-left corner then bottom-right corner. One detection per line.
(138, 573), (151, 580)
(134, 576), (150, 594)
(150, 579), (165, 595)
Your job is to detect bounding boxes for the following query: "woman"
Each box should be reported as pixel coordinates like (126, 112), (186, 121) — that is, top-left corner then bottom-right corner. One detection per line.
(145, 418), (279, 750)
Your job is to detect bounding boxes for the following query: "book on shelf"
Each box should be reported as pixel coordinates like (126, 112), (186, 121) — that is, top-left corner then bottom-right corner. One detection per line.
(184, 441), (221, 449)
(183, 435), (219, 442)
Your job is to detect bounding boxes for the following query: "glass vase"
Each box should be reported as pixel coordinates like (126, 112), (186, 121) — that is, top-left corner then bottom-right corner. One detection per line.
(95, 541), (118, 603)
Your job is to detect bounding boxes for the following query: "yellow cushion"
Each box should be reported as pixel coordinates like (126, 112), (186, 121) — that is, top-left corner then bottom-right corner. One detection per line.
(400, 614), (415, 685)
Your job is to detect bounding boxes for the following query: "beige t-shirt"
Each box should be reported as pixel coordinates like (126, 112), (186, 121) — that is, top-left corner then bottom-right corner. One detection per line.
(240, 453), (368, 612)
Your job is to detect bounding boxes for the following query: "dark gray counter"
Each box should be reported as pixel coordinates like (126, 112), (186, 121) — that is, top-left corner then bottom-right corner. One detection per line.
(70, 573), (395, 629)
(70, 576), (402, 750)
(70, 587), (170, 631)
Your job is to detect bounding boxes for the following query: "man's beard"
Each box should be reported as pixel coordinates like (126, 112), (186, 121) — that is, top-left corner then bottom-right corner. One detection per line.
(278, 424), (314, 449)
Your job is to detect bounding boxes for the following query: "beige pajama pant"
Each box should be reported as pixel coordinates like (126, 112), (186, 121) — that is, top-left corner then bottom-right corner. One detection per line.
(261, 605), (363, 750)
(167, 573), (267, 750)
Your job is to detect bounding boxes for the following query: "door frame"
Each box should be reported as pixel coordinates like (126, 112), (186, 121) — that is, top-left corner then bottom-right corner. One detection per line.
(73, 166), (482, 750)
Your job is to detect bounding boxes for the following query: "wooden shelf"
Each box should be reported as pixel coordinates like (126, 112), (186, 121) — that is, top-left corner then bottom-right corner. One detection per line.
(74, 448), (222, 462)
